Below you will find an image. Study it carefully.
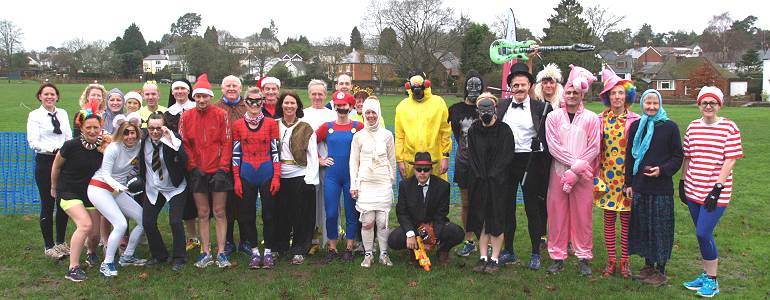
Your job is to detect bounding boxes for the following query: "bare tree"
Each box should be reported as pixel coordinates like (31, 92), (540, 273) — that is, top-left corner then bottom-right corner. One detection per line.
(0, 19), (23, 71)
(701, 12), (733, 63)
(363, 0), (456, 77)
(316, 37), (348, 80)
(584, 5), (626, 40)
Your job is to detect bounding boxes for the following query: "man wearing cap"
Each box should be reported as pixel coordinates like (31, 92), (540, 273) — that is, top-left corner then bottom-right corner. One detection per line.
(467, 93), (516, 274)
(315, 91), (363, 263)
(179, 73), (233, 269)
(260, 77), (281, 118)
(140, 82), (168, 128)
(544, 65), (601, 276)
(387, 152), (463, 266)
(495, 61), (553, 269)
(213, 75), (251, 257)
(394, 73), (452, 180)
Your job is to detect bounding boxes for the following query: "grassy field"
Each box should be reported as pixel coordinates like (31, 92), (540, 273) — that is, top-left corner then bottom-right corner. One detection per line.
(1, 80), (769, 299)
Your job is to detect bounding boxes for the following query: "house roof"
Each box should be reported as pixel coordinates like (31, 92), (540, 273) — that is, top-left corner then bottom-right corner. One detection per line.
(144, 54), (167, 61)
(622, 47), (648, 59)
(598, 50), (618, 60)
(286, 61), (307, 73)
(339, 49), (391, 64)
(652, 56), (738, 80)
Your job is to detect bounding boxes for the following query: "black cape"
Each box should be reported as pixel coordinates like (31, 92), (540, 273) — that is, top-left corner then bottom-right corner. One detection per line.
(466, 120), (516, 236)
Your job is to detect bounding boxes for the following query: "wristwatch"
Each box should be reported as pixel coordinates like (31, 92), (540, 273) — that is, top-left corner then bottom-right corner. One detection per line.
(714, 183), (724, 189)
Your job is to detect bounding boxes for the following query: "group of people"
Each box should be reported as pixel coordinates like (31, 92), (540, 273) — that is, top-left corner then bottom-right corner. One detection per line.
(27, 61), (740, 297)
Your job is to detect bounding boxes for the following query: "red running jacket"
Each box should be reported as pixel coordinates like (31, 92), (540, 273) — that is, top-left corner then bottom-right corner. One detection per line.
(179, 106), (232, 174)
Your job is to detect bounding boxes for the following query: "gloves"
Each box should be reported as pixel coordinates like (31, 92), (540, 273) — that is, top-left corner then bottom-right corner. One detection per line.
(703, 184), (722, 212)
(570, 159), (593, 181)
(269, 177), (280, 196)
(678, 180), (687, 205)
(561, 170), (578, 193)
(234, 178), (243, 199)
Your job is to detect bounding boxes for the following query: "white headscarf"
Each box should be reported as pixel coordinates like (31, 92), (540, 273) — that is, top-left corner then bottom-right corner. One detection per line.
(362, 98), (383, 132)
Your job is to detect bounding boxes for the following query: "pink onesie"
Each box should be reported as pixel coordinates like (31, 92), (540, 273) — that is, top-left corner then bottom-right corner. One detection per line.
(545, 104), (601, 260)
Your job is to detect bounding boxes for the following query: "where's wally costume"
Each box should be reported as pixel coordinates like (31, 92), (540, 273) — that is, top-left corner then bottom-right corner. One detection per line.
(316, 92), (364, 242)
(544, 65), (601, 262)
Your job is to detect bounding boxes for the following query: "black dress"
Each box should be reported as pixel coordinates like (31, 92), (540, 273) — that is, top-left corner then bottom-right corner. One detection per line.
(466, 120), (516, 236)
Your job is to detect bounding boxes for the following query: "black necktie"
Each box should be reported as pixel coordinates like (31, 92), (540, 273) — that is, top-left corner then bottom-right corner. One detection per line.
(511, 102), (524, 109)
(418, 184), (427, 205)
(48, 112), (62, 134)
(152, 142), (163, 180)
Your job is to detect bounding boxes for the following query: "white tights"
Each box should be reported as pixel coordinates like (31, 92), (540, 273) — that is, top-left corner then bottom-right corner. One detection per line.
(359, 210), (389, 255)
(87, 186), (144, 264)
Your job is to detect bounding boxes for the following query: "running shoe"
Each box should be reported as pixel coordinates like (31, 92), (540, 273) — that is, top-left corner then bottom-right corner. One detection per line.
(99, 262), (117, 277)
(194, 253), (214, 268)
(65, 266), (87, 282)
(472, 258), (488, 273)
(684, 273), (709, 291)
(529, 254), (541, 270)
(360, 253), (374, 268)
(578, 259), (592, 276)
(216, 253), (231, 268)
(484, 260), (501, 274)
(262, 253), (275, 269)
(223, 241), (236, 258)
(291, 255), (304, 265)
(696, 277), (719, 298)
(55, 243), (71, 256)
(86, 252), (100, 268)
(119, 255), (147, 267)
(546, 260), (565, 274)
(341, 250), (354, 262)
(239, 242), (253, 257)
(44, 247), (64, 260)
(324, 250), (338, 264)
(456, 240), (477, 257)
(379, 253), (393, 266)
(249, 254), (262, 269)
(498, 250), (518, 265)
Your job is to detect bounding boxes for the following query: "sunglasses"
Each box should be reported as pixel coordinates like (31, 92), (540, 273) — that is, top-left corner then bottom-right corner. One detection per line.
(147, 126), (162, 132)
(415, 167), (432, 173)
(124, 128), (137, 135)
(245, 98), (264, 106)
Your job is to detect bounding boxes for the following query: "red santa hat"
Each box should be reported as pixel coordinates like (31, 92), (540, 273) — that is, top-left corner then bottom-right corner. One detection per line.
(192, 73), (214, 97)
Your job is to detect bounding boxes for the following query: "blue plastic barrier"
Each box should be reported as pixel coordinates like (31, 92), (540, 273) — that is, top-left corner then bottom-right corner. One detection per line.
(1, 129), (523, 214)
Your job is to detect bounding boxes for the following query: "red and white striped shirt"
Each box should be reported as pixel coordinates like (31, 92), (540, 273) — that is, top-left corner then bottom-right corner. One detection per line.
(683, 118), (743, 206)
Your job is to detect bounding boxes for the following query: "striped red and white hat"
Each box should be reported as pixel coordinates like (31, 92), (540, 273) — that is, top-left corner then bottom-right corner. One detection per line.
(697, 86), (724, 106)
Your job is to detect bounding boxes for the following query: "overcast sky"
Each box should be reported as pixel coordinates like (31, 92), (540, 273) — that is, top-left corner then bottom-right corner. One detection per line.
(3, 0), (768, 51)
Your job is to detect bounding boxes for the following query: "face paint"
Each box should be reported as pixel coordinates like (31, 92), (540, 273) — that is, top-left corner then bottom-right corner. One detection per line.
(466, 77), (483, 101)
(476, 98), (496, 125)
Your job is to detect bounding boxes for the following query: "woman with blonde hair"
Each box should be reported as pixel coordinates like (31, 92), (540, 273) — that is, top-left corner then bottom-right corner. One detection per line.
(87, 121), (148, 277)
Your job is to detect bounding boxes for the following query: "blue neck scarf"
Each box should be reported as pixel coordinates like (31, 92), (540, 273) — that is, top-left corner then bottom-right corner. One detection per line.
(632, 89), (668, 175)
(223, 96), (241, 106)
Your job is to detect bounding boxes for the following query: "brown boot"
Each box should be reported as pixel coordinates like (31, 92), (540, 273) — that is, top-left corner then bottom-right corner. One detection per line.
(438, 251), (449, 266)
(632, 265), (656, 281)
(620, 258), (632, 279)
(641, 270), (668, 286)
(602, 257), (616, 277)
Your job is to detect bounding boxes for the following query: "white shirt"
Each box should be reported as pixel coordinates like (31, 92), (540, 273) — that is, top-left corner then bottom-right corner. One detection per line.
(302, 107), (336, 157)
(501, 97), (541, 153)
(92, 142), (140, 191)
(143, 135), (186, 204)
(406, 177), (431, 238)
(26, 105), (72, 154)
(278, 120), (320, 185)
(166, 100), (196, 116)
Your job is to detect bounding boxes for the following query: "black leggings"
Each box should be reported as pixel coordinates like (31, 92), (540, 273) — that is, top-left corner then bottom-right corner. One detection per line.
(35, 154), (68, 249)
(505, 152), (549, 255)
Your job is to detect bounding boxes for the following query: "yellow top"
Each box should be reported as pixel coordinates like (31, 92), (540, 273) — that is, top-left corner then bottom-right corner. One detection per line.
(394, 87), (451, 179)
(139, 105), (168, 128)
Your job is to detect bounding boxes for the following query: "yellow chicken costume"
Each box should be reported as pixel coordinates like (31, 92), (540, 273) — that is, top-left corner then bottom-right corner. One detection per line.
(394, 74), (452, 180)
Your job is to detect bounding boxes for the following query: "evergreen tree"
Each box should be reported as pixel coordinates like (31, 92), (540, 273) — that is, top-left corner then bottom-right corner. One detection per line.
(203, 26), (219, 45)
(460, 23), (495, 75)
(633, 23), (654, 47)
(540, 0), (600, 73)
(350, 26), (363, 50)
(377, 27), (399, 58)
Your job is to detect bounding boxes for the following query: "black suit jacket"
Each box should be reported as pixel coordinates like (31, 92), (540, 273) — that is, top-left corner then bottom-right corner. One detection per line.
(139, 133), (188, 188)
(496, 97), (552, 154)
(396, 175), (450, 237)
